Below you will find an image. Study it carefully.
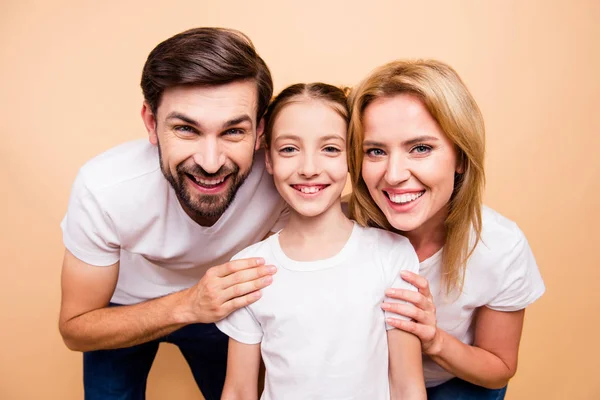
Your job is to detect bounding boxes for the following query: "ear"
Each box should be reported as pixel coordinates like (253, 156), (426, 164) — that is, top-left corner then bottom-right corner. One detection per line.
(265, 148), (274, 175)
(255, 117), (265, 151)
(141, 102), (158, 146)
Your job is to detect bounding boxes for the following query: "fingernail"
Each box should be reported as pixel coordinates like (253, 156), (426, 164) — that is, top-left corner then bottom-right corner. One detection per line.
(256, 258), (265, 265)
(263, 276), (273, 284)
(400, 270), (409, 277)
(381, 303), (391, 310)
(267, 266), (277, 273)
(252, 291), (262, 299)
(385, 289), (396, 296)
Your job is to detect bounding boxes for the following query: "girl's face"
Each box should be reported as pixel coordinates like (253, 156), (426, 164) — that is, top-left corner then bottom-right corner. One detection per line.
(361, 94), (461, 235)
(266, 99), (348, 218)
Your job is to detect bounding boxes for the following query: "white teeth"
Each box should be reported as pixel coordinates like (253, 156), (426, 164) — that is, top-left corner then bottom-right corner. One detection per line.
(194, 176), (225, 186)
(297, 186), (323, 194)
(388, 191), (424, 204)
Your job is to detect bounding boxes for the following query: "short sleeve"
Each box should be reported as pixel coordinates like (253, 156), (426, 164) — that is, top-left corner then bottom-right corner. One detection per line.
(487, 231), (545, 312)
(382, 235), (421, 329)
(60, 170), (120, 266)
(216, 306), (263, 344)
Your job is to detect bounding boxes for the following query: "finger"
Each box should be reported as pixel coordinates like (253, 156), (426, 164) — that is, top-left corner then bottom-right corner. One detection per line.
(386, 318), (433, 341)
(221, 290), (263, 317)
(213, 257), (266, 278)
(385, 289), (432, 311)
(381, 302), (427, 324)
(400, 270), (432, 297)
(220, 264), (277, 290)
(221, 274), (274, 302)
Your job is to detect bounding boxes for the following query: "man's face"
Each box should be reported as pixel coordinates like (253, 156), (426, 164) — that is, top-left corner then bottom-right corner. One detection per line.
(142, 80), (263, 226)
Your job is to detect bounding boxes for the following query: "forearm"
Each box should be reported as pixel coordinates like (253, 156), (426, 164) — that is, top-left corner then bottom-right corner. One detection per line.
(428, 330), (515, 389)
(388, 330), (426, 400)
(60, 288), (193, 352)
(221, 385), (258, 400)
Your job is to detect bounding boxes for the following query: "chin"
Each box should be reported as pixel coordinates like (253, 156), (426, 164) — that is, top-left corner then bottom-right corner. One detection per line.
(384, 213), (423, 233)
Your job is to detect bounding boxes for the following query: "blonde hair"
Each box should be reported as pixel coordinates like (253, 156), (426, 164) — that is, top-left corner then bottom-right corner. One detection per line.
(347, 59), (485, 295)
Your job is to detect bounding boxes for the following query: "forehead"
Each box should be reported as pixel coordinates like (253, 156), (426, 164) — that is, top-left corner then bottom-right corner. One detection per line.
(273, 100), (347, 139)
(157, 80), (258, 127)
(363, 94), (442, 139)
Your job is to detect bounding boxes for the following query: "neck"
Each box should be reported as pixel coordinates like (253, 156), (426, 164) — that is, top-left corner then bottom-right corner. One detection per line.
(403, 205), (448, 262)
(280, 200), (354, 258)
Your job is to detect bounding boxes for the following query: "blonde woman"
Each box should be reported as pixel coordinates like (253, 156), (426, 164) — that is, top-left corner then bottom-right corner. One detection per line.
(348, 60), (545, 399)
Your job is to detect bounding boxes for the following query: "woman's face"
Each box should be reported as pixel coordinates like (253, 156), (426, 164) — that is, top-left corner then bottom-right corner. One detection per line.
(361, 94), (461, 235)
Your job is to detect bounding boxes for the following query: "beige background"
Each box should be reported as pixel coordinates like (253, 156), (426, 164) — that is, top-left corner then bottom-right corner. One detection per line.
(1, 0), (599, 399)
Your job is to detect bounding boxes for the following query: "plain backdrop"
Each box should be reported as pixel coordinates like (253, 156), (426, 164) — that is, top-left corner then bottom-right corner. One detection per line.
(1, 0), (599, 399)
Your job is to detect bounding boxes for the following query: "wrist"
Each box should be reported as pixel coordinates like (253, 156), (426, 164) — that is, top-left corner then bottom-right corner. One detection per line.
(170, 288), (198, 325)
(424, 328), (445, 357)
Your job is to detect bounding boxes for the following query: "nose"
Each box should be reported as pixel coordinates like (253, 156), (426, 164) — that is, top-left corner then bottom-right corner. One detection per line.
(191, 137), (226, 174)
(384, 152), (411, 185)
(298, 153), (321, 178)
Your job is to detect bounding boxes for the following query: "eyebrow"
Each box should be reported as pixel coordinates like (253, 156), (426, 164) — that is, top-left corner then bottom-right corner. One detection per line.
(165, 112), (253, 129)
(363, 135), (439, 147)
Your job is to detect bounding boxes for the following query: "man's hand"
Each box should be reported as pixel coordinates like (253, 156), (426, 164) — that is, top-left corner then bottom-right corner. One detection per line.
(179, 258), (276, 323)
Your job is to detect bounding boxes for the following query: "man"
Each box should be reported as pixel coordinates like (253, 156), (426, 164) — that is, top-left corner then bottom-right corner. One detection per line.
(59, 27), (287, 400)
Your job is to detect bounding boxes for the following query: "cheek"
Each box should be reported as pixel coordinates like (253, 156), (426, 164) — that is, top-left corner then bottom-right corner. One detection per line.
(270, 157), (296, 181)
(328, 157), (349, 181)
(226, 141), (256, 170)
(361, 161), (384, 192)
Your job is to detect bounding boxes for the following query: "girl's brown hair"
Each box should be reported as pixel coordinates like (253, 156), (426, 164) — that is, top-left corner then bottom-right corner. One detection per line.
(263, 83), (350, 148)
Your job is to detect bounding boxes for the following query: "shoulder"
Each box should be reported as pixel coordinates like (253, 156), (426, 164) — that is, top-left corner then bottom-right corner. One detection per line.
(355, 224), (413, 252)
(76, 139), (161, 195)
(476, 206), (528, 257)
(354, 224), (417, 268)
(231, 235), (275, 261)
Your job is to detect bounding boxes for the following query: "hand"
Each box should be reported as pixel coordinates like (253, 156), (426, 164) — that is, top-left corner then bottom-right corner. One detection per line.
(182, 258), (276, 323)
(382, 270), (443, 355)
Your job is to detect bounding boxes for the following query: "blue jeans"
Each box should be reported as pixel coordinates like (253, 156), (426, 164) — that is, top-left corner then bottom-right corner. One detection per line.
(83, 312), (228, 400)
(427, 378), (507, 400)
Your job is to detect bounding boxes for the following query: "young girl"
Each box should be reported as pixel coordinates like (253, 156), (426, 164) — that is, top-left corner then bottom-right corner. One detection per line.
(216, 83), (426, 400)
(347, 60), (545, 399)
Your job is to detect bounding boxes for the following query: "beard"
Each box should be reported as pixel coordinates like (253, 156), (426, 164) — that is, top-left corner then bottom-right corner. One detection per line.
(158, 145), (253, 221)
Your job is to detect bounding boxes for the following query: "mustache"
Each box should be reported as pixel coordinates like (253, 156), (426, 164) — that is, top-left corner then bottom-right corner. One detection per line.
(177, 163), (238, 179)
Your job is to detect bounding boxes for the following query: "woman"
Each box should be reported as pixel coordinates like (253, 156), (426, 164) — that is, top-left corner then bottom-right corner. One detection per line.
(347, 60), (545, 399)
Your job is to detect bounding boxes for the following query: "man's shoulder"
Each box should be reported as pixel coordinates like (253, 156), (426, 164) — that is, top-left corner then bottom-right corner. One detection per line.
(77, 139), (161, 194)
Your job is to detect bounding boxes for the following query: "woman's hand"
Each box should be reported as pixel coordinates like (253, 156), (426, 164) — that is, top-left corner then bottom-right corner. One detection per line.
(382, 271), (443, 356)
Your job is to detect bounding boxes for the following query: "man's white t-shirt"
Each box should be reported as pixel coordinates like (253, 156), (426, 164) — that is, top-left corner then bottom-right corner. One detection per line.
(422, 206), (545, 387)
(61, 139), (288, 305)
(216, 223), (420, 400)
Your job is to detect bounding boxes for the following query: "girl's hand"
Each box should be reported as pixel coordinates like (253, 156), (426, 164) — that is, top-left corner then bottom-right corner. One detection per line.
(382, 271), (443, 356)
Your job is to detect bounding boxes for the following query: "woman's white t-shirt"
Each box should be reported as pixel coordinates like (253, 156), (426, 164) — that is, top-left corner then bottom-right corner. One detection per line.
(422, 206), (545, 387)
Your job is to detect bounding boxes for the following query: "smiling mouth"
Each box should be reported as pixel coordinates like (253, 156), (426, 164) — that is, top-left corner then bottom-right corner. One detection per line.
(291, 184), (329, 194)
(187, 173), (229, 188)
(384, 190), (425, 205)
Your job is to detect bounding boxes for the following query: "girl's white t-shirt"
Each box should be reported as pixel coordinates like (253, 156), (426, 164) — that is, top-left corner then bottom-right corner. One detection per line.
(216, 223), (420, 400)
(422, 206), (545, 387)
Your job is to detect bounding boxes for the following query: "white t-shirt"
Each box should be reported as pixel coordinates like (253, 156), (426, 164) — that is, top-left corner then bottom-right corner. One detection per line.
(422, 206), (545, 387)
(216, 223), (420, 400)
(61, 139), (288, 305)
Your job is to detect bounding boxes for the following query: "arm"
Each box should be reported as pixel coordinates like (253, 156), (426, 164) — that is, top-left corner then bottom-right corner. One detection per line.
(58, 249), (276, 352)
(221, 338), (261, 400)
(387, 329), (426, 400)
(383, 271), (524, 389)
